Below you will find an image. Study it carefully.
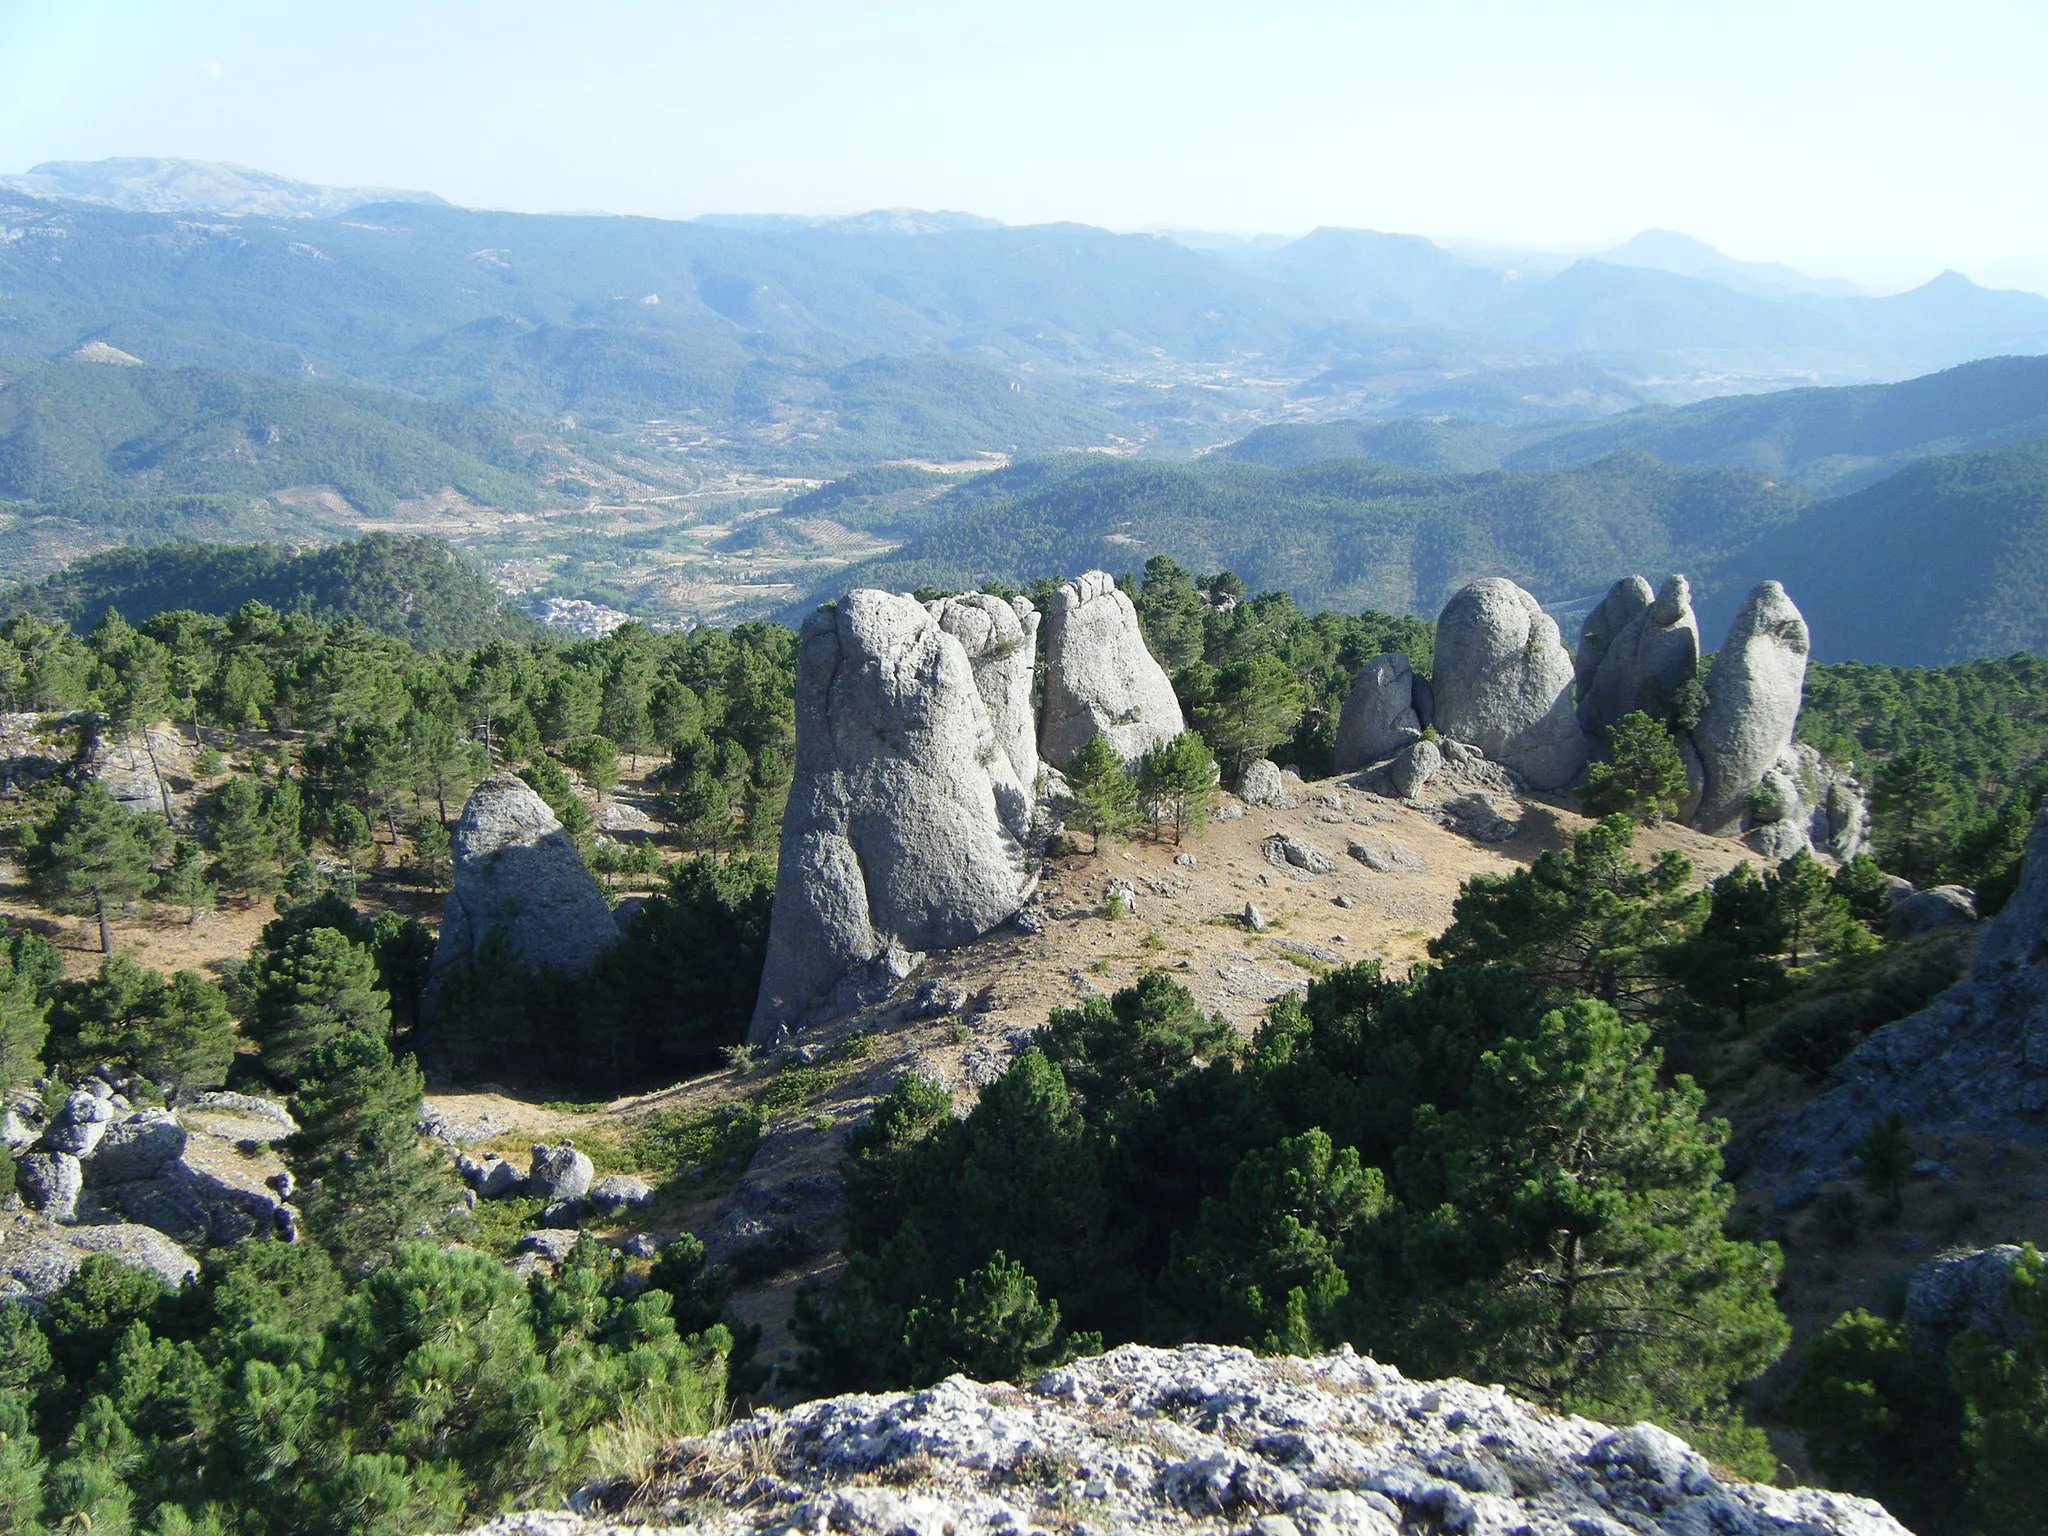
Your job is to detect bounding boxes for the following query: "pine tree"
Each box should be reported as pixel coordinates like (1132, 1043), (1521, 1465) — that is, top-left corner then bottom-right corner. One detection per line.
(1191, 653), (1306, 776)
(0, 949), (50, 1088)
(157, 839), (216, 927)
(1140, 730), (1216, 843)
(26, 781), (164, 954)
(1351, 998), (1788, 1471)
(406, 814), (453, 891)
(248, 929), (392, 1081)
(138, 971), (237, 1091)
(1066, 735), (1139, 854)
(1672, 863), (1789, 1029)
(1583, 711), (1689, 825)
(285, 1033), (461, 1273)
(1428, 814), (1705, 1021)
(203, 776), (283, 898)
(1767, 847), (1878, 968)
(1871, 745), (1958, 886)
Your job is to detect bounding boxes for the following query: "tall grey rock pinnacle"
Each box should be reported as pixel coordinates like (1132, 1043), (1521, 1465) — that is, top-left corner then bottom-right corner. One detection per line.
(929, 591), (1041, 819)
(1576, 574), (1701, 740)
(1691, 581), (1810, 836)
(1333, 652), (1425, 771)
(1038, 570), (1184, 769)
(750, 591), (1036, 1044)
(425, 775), (618, 1011)
(1430, 578), (1587, 790)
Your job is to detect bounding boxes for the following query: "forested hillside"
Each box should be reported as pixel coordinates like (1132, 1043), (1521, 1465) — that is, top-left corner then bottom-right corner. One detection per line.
(0, 358), (564, 513)
(1, 535), (540, 649)
(806, 451), (1807, 627)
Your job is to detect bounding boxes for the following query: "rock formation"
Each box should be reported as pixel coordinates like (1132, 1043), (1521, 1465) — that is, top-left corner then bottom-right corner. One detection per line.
(1575, 574), (1701, 740)
(929, 592), (1041, 795)
(1430, 578), (1587, 790)
(455, 1342), (1905, 1536)
(0, 1214), (197, 1302)
(1690, 582), (1810, 836)
(1739, 803), (2048, 1187)
(1038, 570), (1184, 769)
(750, 591), (1037, 1044)
(425, 775), (619, 1009)
(1333, 651), (1425, 771)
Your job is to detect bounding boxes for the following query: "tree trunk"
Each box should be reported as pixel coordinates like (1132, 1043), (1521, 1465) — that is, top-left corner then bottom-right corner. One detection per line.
(95, 889), (112, 955)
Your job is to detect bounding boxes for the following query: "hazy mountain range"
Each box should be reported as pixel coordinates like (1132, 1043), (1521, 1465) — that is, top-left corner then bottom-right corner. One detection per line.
(5, 157), (2048, 667)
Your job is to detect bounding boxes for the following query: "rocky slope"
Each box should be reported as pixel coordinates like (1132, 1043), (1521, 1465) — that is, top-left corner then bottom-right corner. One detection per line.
(454, 1343), (1904, 1536)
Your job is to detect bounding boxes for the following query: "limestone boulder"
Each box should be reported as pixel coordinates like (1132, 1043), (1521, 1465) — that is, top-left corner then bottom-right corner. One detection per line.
(527, 1143), (595, 1204)
(1388, 737), (1443, 799)
(1430, 579), (1587, 790)
(41, 1092), (114, 1159)
(86, 1108), (186, 1184)
(1889, 885), (1978, 939)
(18, 1151), (82, 1221)
(588, 1174), (655, 1213)
(425, 775), (619, 1012)
(0, 1214), (197, 1302)
(1237, 758), (1291, 807)
(1690, 581), (1810, 836)
(751, 591), (1038, 1043)
(1038, 570), (1184, 769)
(1905, 1245), (2028, 1355)
(1332, 652), (1423, 771)
(1577, 574), (1701, 740)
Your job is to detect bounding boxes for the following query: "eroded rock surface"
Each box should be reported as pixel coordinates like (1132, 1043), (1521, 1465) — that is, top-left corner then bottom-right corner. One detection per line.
(455, 1343), (1905, 1536)
(1739, 804), (2048, 1185)
(751, 591), (1037, 1044)
(1691, 582), (1810, 836)
(0, 1213), (197, 1301)
(426, 776), (619, 1010)
(1576, 574), (1700, 740)
(1430, 578), (1587, 790)
(1333, 652), (1423, 771)
(1038, 570), (1184, 769)
(930, 592), (1042, 811)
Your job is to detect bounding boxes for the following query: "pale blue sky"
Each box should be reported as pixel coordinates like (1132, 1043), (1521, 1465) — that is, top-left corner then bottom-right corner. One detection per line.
(2, 0), (2042, 289)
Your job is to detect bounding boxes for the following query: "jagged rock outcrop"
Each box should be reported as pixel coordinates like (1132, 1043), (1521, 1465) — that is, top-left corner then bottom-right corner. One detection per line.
(0, 1213), (197, 1301)
(80, 720), (196, 821)
(929, 592), (1041, 812)
(1739, 804), (2048, 1186)
(1038, 570), (1185, 769)
(425, 775), (619, 1011)
(456, 1343), (1905, 1536)
(1576, 574), (1701, 740)
(1691, 582), (1810, 837)
(1905, 1245), (2028, 1355)
(1333, 652), (1425, 771)
(750, 591), (1037, 1045)
(1430, 579), (1587, 790)
(19, 1088), (297, 1246)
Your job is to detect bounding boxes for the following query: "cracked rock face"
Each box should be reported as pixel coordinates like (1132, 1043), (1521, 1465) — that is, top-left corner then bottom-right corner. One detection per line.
(1430, 579), (1587, 791)
(1333, 652), (1424, 772)
(425, 776), (619, 1011)
(750, 591), (1037, 1045)
(928, 591), (1042, 835)
(1691, 581), (1810, 837)
(455, 1343), (1905, 1536)
(1038, 570), (1186, 770)
(1576, 574), (1701, 741)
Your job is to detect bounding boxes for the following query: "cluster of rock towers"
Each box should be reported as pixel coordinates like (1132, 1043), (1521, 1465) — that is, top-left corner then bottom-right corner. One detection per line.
(1335, 572), (1863, 858)
(748, 574), (1187, 1043)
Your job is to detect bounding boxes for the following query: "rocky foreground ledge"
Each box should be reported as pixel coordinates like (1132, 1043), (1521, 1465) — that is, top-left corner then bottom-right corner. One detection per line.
(456, 1344), (1903, 1536)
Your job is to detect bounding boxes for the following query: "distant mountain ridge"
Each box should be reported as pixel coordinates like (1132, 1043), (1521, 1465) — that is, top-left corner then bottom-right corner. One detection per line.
(1227, 354), (2048, 496)
(6, 167), (2048, 447)
(0, 157), (447, 219)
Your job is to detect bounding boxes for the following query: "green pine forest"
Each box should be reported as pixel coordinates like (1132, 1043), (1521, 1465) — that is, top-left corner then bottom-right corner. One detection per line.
(0, 535), (2037, 1531)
